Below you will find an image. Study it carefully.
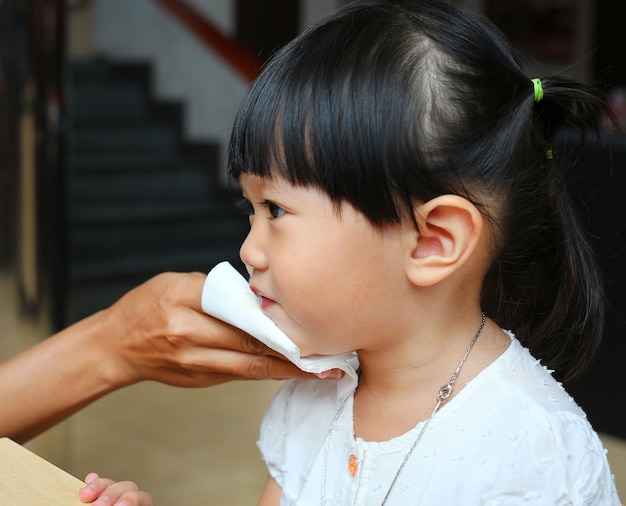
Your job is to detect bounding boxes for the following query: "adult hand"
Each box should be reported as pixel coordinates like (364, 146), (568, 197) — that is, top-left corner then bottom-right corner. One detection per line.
(99, 271), (328, 388)
(0, 271), (341, 442)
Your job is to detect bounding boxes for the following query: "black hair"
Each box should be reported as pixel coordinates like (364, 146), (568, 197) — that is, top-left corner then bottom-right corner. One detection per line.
(228, 0), (610, 383)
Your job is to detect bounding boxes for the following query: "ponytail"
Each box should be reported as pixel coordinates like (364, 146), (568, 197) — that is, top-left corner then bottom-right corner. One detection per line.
(482, 77), (612, 383)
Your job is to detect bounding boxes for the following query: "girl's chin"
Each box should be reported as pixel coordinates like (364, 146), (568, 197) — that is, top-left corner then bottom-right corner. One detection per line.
(277, 328), (314, 354)
(294, 339), (340, 358)
(264, 317), (330, 355)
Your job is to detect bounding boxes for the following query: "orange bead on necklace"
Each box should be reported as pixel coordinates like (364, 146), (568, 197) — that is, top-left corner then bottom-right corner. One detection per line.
(348, 453), (358, 477)
(321, 313), (487, 505)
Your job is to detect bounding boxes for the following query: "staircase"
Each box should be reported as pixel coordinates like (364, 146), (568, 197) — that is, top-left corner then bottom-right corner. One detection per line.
(66, 59), (247, 323)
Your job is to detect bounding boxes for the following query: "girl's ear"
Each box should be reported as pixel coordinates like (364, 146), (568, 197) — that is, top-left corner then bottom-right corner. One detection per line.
(406, 195), (483, 287)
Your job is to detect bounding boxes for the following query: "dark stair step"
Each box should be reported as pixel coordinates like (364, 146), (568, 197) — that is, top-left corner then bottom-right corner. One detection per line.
(71, 81), (149, 116)
(69, 161), (218, 208)
(69, 151), (211, 170)
(71, 101), (183, 128)
(70, 207), (247, 276)
(71, 58), (151, 82)
(66, 57), (239, 324)
(67, 250), (246, 323)
(70, 123), (182, 156)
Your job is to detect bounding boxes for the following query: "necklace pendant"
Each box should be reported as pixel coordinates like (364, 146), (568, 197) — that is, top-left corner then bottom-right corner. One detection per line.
(348, 453), (358, 477)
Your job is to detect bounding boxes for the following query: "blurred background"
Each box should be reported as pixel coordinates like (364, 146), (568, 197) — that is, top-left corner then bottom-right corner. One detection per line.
(0, 0), (625, 504)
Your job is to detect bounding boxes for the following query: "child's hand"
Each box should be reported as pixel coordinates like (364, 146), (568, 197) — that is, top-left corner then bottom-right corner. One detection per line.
(79, 472), (154, 506)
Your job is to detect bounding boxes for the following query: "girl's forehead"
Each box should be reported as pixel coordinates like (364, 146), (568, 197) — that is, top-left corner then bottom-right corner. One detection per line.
(239, 173), (331, 206)
(239, 173), (290, 194)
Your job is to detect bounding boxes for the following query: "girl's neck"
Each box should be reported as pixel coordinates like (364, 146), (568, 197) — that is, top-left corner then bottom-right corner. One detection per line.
(353, 315), (509, 442)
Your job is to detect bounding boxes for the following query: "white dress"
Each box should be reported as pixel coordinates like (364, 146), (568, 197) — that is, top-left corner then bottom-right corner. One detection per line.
(258, 333), (621, 505)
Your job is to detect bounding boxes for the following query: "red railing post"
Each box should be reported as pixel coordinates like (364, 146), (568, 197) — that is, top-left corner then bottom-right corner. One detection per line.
(152, 0), (263, 82)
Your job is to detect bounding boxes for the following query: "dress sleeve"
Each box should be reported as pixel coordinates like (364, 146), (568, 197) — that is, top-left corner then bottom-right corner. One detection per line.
(483, 410), (621, 505)
(257, 380), (297, 487)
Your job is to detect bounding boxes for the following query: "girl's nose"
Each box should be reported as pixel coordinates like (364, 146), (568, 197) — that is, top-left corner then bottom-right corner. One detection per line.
(239, 221), (268, 274)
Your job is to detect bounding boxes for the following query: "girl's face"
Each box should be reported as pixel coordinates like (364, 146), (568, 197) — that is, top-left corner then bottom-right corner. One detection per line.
(239, 173), (415, 357)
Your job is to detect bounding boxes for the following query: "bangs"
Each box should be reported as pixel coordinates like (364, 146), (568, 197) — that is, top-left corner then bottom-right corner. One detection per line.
(227, 7), (427, 226)
(226, 2), (485, 227)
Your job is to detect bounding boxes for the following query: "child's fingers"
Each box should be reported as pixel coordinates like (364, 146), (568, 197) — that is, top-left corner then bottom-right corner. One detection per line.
(102, 488), (153, 506)
(79, 474), (115, 502)
(83, 472), (100, 484)
(79, 475), (152, 505)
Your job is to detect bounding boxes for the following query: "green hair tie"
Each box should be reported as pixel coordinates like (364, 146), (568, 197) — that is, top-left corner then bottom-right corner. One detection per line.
(531, 78), (543, 102)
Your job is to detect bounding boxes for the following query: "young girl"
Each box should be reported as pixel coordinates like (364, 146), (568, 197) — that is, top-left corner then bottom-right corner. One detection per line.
(80, 0), (620, 504)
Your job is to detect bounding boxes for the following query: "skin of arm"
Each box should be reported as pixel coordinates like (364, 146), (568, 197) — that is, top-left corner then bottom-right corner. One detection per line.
(258, 476), (282, 506)
(0, 271), (326, 443)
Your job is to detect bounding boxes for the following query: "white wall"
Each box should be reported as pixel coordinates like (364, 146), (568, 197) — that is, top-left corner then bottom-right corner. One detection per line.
(301, 0), (337, 30)
(91, 0), (345, 174)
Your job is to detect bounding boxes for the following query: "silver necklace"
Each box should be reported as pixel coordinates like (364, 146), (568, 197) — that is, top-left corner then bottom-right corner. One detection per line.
(320, 312), (487, 505)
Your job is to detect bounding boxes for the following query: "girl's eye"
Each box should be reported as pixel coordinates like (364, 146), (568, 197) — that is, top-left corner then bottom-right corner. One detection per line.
(234, 198), (285, 219)
(266, 201), (286, 219)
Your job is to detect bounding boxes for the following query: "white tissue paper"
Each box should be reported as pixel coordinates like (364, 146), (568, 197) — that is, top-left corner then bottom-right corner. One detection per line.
(201, 262), (359, 390)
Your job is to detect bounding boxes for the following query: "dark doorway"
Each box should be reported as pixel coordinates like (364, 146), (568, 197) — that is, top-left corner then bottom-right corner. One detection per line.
(236, 0), (300, 63)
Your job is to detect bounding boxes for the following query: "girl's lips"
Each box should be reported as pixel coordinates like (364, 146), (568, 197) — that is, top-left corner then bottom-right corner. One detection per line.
(251, 287), (275, 312)
(259, 295), (275, 312)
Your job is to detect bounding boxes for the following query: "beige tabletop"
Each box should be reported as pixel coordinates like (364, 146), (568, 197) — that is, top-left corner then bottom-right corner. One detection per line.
(0, 437), (85, 504)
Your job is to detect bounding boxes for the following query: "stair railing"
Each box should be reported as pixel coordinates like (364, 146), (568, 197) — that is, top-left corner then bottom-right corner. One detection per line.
(151, 0), (263, 83)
